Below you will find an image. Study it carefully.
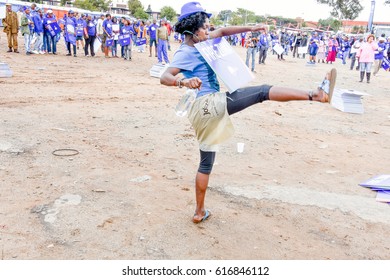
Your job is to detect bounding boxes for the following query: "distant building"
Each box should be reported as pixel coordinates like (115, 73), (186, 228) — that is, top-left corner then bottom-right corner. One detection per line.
(110, 0), (129, 15)
(342, 20), (390, 34)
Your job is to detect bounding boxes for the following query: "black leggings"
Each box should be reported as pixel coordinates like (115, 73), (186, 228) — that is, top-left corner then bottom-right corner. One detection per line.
(198, 85), (271, 174)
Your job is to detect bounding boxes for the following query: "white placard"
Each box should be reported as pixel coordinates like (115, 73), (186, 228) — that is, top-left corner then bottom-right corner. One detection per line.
(195, 37), (254, 93)
(273, 43), (285, 55)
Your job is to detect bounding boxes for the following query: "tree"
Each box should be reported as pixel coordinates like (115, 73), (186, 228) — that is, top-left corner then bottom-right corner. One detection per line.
(128, 0), (143, 15)
(228, 12), (242, 26)
(210, 16), (223, 27)
(133, 7), (149, 19)
(235, 8), (255, 25)
(74, 0), (110, 12)
(317, 0), (363, 20)
(218, 10), (232, 22)
(352, 25), (364, 33)
(160, 6), (177, 21)
(318, 17), (342, 31)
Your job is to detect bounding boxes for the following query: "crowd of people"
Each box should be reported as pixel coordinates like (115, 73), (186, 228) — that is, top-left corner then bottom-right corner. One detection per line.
(2, 2), (174, 63)
(3, 2), (389, 81)
(231, 28), (390, 81)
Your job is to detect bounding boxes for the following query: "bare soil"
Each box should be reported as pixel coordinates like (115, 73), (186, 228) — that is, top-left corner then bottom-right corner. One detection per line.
(1, 35), (390, 260)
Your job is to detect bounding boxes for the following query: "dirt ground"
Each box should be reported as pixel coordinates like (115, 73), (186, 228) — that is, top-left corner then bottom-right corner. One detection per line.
(0, 34), (390, 260)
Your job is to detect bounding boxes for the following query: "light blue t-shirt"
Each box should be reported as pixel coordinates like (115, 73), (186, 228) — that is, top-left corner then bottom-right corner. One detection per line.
(170, 44), (220, 97)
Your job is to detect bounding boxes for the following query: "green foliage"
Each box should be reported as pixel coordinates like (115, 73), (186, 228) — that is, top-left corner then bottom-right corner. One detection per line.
(352, 25), (364, 33)
(128, 0), (143, 15)
(316, 0), (363, 20)
(74, 0), (110, 12)
(210, 16), (223, 27)
(160, 6), (177, 21)
(270, 16), (297, 26)
(254, 15), (266, 23)
(235, 8), (256, 25)
(218, 10), (232, 22)
(60, 0), (67, 6)
(216, 9), (298, 26)
(318, 17), (342, 31)
(229, 12), (243, 26)
(133, 6), (149, 20)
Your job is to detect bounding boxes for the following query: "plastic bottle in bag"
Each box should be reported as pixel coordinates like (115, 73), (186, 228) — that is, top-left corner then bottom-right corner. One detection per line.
(175, 88), (198, 117)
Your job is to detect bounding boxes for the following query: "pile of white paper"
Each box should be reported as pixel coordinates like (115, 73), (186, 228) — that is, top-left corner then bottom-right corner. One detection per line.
(331, 88), (370, 114)
(0, 63), (13, 78)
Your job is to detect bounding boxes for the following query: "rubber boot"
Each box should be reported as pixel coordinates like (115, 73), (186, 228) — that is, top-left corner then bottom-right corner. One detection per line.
(359, 71), (364, 82)
(366, 72), (371, 83)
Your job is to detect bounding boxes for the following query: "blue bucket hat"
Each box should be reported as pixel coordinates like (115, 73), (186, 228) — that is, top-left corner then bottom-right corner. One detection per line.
(178, 2), (212, 21)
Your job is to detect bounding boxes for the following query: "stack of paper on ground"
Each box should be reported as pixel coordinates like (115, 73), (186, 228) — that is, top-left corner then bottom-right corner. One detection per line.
(331, 88), (370, 114)
(0, 63), (13, 78)
(359, 174), (390, 204)
(149, 63), (169, 78)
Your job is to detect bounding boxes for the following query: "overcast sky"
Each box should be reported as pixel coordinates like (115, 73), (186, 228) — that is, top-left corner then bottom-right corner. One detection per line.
(140, 0), (390, 22)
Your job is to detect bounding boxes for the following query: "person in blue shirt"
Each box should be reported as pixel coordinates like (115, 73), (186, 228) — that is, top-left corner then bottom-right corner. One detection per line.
(76, 13), (86, 51)
(340, 35), (351, 65)
(373, 37), (386, 76)
(120, 19), (134, 60)
(32, 7), (44, 54)
(84, 14), (96, 57)
(147, 19), (159, 57)
(257, 30), (268, 64)
(308, 39), (319, 64)
(160, 1), (337, 224)
(102, 14), (113, 58)
(43, 10), (57, 54)
(64, 10), (77, 57)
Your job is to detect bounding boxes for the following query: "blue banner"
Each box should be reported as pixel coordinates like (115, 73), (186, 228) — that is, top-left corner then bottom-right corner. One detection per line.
(119, 34), (131, 46)
(105, 38), (114, 47)
(135, 38), (146, 46)
(382, 57), (390, 71)
(49, 22), (61, 36)
(76, 27), (84, 37)
(66, 33), (76, 45)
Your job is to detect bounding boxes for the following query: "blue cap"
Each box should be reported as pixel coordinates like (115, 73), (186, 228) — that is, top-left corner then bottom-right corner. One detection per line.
(178, 2), (212, 21)
(68, 9), (74, 14)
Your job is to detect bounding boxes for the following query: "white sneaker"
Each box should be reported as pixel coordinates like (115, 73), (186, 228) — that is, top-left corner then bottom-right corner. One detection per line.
(39, 51), (45, 54)
(32, 50), (39, 54)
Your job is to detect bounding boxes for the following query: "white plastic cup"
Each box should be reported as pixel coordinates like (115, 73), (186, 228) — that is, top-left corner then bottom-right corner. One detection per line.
(237, 142), (245, 153)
